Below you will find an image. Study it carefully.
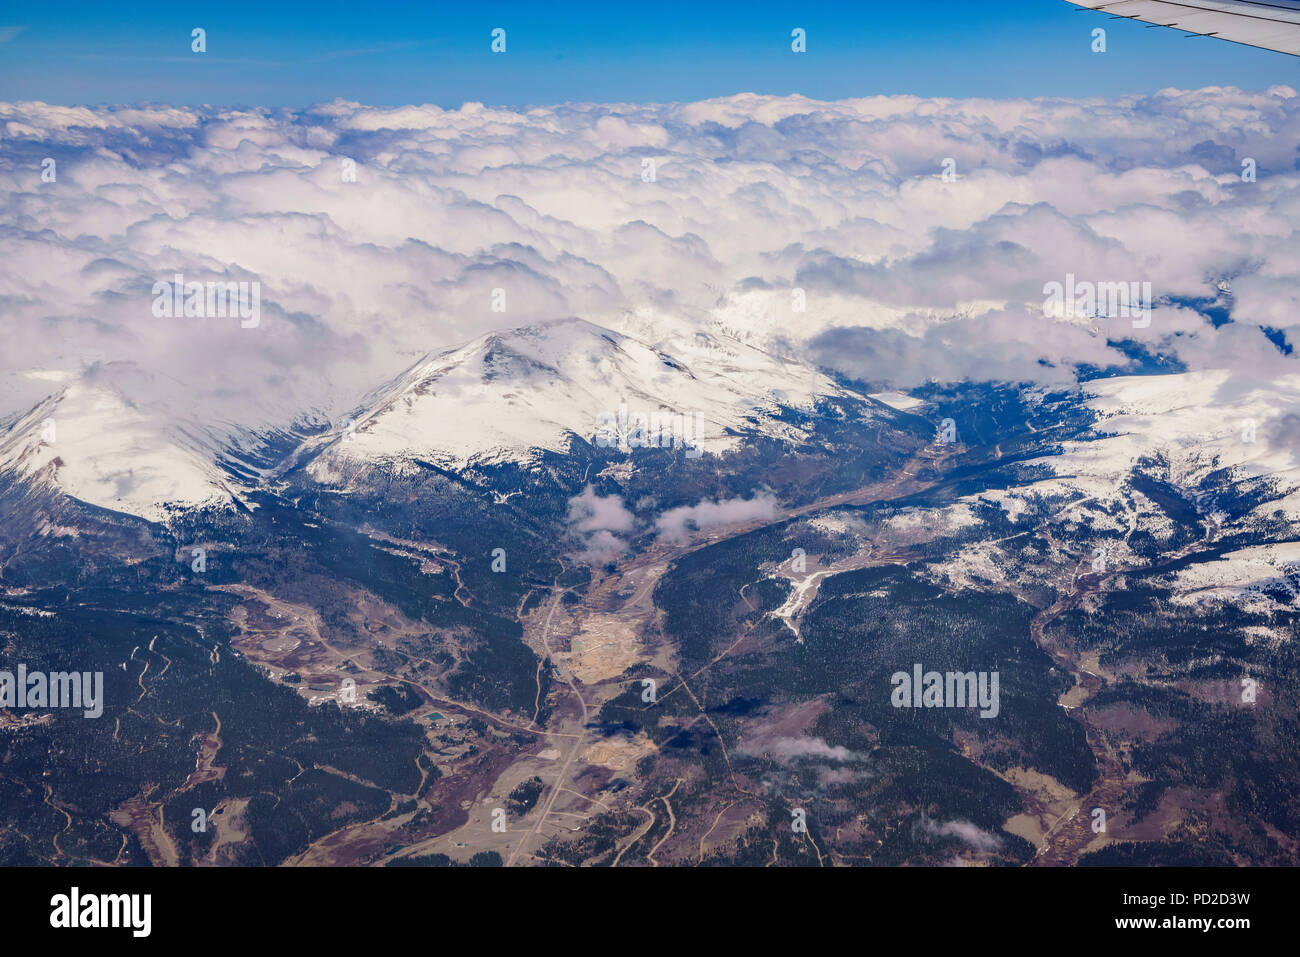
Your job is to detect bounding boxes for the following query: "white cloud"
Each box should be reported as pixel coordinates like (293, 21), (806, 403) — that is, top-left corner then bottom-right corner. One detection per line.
(565, 485), (636, 562)
(737, 734), (859, 764)
(919, 815), (1002, 852)
(0, 87), (1296, 451)
(654, 491), (779, 544)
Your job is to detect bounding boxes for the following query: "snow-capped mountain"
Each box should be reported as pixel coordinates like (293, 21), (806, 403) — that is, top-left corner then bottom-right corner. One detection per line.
(0, 365), (240, 522)
(894, 370), (1300, 612)
(304, 316), (873, 481)
(0, 318), (883, 520)
(980, 370), (1300, 530)
(0, 362), (333, 523)
(7, 318), (1296, 546)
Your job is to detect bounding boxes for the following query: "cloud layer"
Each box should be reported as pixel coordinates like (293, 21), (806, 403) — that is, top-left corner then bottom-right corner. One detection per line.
(1, 87), (1297, 443)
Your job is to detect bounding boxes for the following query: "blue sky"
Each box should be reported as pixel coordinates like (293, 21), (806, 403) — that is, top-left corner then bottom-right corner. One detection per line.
(1, 0), (1296, 106)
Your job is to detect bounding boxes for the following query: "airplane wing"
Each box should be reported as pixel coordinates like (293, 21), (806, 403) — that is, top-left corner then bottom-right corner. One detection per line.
(1063, 0), (1300, 56)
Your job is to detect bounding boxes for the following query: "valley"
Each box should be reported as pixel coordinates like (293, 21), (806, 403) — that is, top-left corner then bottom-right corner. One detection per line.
(1, 345), (1297, 868)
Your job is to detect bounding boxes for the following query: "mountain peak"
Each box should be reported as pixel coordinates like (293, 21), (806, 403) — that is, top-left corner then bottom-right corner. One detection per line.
(0, 367), (237, 522)
(307, 316), (864, 478)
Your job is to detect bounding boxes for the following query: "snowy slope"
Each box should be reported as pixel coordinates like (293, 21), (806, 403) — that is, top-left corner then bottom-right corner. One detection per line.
(914, 370), (1300, 602)
(1163, 541), (1300, 610)
(307, 317), (870, 477)
(0, 319), (874, 519)
(1072, 370), (1300, 490)
(979, 370), (1300, 523)
(0, 363), (263, 522)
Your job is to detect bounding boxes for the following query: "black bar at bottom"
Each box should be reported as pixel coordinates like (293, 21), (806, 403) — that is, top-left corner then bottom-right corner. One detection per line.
(4, 865), (1279, 944)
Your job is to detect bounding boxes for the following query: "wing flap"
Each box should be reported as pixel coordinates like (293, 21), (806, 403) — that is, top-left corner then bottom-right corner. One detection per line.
(1065, 0), (1300, 56)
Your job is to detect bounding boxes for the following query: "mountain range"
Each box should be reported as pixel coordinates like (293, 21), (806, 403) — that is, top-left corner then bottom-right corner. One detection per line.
(1, 312), (1298, 868)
